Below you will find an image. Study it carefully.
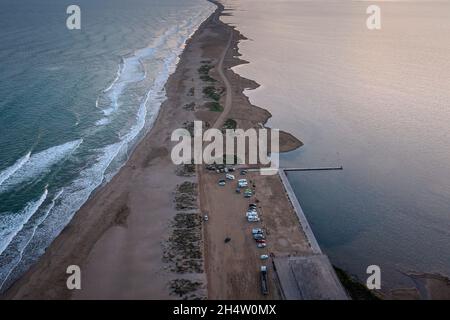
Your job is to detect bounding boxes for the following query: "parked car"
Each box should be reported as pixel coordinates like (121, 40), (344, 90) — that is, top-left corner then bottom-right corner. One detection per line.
(248, 217), (260, 222)
(203, 214), (209, 221)
(256, 239), (266, 244)
(238, 179), (248, 188)
(240, 170), (247, 175)
(218, 179), (226, 186)
(257, 243), (267, 248)
(235, 188), (241, 194)
(253, 234), (265, 240)
(244, 190), (253, 198)
(260, 254), (269, 260)
(226, 174), (235, 180)
(246, 210), (258, 217)
(249, 203), (257, 209)
(252, 228), (263, 234)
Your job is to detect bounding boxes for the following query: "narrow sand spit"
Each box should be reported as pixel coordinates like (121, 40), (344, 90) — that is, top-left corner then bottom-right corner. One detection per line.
(2, 0), (302, 299)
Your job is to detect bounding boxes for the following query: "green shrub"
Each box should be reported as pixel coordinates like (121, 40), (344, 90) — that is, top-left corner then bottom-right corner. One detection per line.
(209, 102), (223, 112)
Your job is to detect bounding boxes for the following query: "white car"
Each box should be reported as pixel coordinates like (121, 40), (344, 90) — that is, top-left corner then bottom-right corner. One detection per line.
(246, 210), (258, 217)
(226, 174), (235, 180)
(238, 179), (248, 188)
(260, 254), (269, 260)
(248, 217), (260, 222)
(257, 243), (267, 248)
(252, 228), (263, 234)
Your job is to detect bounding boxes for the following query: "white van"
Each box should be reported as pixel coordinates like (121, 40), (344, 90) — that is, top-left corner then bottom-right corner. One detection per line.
(238, 179), (248, 188)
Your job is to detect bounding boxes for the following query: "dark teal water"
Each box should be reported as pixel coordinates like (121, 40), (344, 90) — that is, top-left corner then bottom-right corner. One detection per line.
(0, 0), (214, 291)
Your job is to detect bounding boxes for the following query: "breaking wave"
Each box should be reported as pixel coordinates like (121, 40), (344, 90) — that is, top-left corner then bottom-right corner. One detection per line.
(0, 152), (31, 187)
(0, 189), (48, 257)
(0, 139), (83, 193)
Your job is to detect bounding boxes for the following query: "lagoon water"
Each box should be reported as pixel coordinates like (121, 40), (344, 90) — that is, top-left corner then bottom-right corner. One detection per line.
(0, 0), (215, 291)
(223, 0), (450, 290)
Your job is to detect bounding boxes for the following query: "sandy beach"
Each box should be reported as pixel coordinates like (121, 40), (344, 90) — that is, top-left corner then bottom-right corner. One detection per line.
(2, 0), (303, 300)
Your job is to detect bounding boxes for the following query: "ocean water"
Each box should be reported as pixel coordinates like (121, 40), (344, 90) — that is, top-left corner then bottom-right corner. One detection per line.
(0, 0), (215, 291)
(222, 0), (450, 291)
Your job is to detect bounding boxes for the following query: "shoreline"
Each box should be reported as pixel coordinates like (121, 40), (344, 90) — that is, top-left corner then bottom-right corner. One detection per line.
(3, 0), (446, 300)
(2, 0), (302, 299)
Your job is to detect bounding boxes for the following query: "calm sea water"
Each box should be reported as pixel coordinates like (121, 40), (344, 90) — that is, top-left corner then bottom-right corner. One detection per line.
(223, 0), (450, 290)
(0, 0), (215, 291)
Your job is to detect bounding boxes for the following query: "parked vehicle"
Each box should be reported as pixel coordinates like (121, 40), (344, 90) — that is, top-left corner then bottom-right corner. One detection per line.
(252, 228), (263, 234)
(226, 174), (235, 180)
(240, 170), (247, 175)
(238, 179), (248, 188)
(218, 179), (226, 186)
(260, 266), (268, 295)
(203, 214), (209, 221)
(248, 217), (260, 222)
(246, 211), (258, 217)
(256, 239), (266, 244)
(257, 243), (267, 248)
(253, 234), (265, 240)
(249, 203), (257, 209)
(235, 188), (241, 194)
(260, 254), (269, 260)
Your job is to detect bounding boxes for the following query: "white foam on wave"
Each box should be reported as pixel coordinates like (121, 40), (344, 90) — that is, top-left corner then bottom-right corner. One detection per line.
(97, 26), (178, 120)
(0, 139), (83, 193)
(95, 118), (110, 126)
(27, 16), (203, 249)
(95, 5), (214, 126)
(103, 60), (123, 93)
(0, 4), (216, 291)
(0, 152), (31, 187)
(0, 189), (48, 257)
(0, 189), (63, 290)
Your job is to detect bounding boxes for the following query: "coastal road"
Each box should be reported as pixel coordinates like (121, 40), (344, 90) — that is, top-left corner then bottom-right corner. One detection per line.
(211, 11), (233, 129)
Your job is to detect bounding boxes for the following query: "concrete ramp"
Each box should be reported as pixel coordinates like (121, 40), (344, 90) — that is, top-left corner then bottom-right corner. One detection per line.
(273, 255), (349, 300)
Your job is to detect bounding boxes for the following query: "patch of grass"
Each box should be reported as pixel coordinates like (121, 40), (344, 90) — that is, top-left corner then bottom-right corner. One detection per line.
(334, 266), (381, 300)
(163, 211), (204, 274)
(198, 64), (213, 74)
(223, 119), (237, 129)
(175, 164), (196, 177)
(209, 102), (223, 112)
(203, 86), (221, 101)
(200, 75), (216, 82)
(174, 181), (198, 211)
(198, 65), (216, 82)
(169, 279), (202, 297)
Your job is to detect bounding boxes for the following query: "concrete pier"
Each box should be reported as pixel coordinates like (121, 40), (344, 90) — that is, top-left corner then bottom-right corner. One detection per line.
(275, 169), (349, 300)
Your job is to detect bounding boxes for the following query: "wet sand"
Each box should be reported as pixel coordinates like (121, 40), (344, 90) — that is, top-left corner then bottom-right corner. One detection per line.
(2, 1), (301, 299)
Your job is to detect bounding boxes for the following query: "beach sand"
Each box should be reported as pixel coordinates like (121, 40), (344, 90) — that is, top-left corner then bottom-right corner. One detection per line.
(2, 1), (302, 299)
